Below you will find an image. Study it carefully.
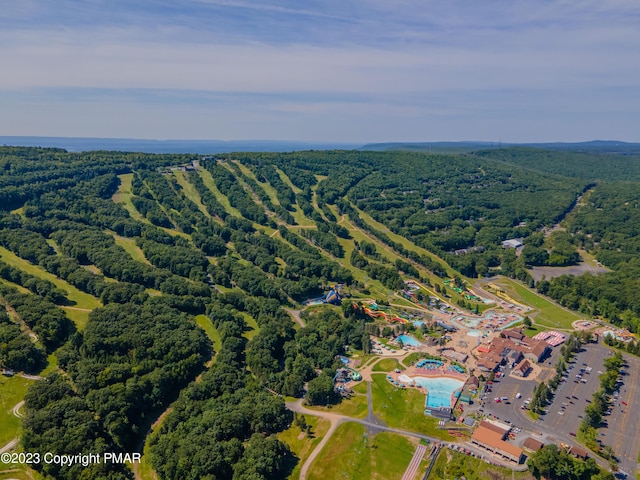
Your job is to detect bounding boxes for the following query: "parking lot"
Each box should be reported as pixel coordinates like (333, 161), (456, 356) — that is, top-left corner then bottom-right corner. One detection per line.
(479, 343), (607, 447)
(599, 352), (640, 477)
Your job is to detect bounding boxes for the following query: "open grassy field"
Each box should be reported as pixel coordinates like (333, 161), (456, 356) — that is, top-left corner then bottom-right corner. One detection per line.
(430, 448), (534, 480)
(110, 233), (151, 265)
(491, 277), (580, 330)
(278, 415), (330, 480)
(370, 374), (453, 440)
(307, 422), (416, 480)
(372, 358), (401, 372)
(0, 375), (35, 446)
(351, 381), (368, 394)
(195, 314), (222, 354)
(308, 394), (368, 419)
(0, 246), (101, 313)
(59, 307), (91, 331)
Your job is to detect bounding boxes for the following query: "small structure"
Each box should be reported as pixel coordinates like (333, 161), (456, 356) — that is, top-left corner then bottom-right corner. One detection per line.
(1, 368), (15, 377)
(425, 406), (452, 420)
(513, 359), (531, 377)
(569, 446), (588, 460)
(502, 238), (523, 249)
(523, 437), (544, 452)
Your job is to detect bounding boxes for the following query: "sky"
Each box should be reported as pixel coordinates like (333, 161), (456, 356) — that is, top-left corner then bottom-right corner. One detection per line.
(1, 0), (639, 143)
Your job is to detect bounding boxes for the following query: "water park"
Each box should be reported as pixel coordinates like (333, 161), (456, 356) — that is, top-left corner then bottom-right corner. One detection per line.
(384, 354), (468, 416)
(304, 284), (345, 306)
(449, 310), (523, 332)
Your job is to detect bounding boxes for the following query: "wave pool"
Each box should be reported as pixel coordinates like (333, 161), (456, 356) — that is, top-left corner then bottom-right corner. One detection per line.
(414, 376), (465, 408)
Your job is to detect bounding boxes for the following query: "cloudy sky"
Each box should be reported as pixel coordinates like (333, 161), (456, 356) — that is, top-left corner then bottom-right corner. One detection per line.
(1, 0), (639, 142)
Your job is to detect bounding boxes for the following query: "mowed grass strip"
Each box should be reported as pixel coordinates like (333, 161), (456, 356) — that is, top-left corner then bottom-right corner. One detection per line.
(172, 170), (211, 217)
(492, 277), (580, 330)
(197, 169), (244, 218)
(307, 422), (416, 480)
(277, 416), (330, 480)
(372, 358), (401, 372)
(112, 173), (147, 223)
(0, 246), (101, 312)
(110, 233), (152, 265)
(195, 314), (222, 354)
(370, 374), (453, 440)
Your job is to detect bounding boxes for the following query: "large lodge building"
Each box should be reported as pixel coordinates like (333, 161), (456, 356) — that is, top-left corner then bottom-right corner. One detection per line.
(476, 329), (551, 373)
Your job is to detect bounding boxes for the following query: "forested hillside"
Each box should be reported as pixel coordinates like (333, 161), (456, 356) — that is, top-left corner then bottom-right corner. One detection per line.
(0, 145), (639, 478)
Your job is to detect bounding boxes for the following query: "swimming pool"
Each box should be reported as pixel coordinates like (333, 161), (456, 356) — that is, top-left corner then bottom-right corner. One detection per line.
(398, 375), (464, 408)
(467, 330), (481, 337)
(396, 334), (421, 347)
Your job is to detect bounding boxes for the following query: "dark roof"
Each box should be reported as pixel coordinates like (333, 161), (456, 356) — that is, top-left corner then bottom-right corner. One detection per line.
(478, 420), (507, 436)
(570, 446), (588, 459)
(523, 437), (544, 452)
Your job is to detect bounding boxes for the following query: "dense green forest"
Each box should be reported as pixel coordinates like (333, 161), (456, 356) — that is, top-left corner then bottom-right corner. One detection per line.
(0, 145), (639, 478)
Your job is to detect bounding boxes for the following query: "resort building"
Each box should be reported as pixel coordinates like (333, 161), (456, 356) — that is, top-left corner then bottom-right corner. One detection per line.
(513, 359), (531, 377)
(471, 421), (524, 463)
(476, 329), (550, 366)
(522, 437), (544, 453)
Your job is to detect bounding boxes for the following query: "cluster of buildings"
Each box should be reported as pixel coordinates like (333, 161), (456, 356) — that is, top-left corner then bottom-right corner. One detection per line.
(476, 328), (552, 375)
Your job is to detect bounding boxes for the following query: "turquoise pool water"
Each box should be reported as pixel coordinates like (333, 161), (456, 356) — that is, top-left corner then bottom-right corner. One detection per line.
(414, 376), (465, 408)
(396, 334), (421, 347)
(467, 330), (481, 337)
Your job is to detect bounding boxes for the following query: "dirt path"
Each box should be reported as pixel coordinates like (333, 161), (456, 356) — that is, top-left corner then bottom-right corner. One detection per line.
(12, 401), (25, 418)
(0, 299), (39, 343)
(0, 438), (19, 454)
(284, 308), (306, 328)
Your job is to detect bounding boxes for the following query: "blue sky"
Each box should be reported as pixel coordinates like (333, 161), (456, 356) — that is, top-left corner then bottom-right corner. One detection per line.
(1, 0), (639, 142)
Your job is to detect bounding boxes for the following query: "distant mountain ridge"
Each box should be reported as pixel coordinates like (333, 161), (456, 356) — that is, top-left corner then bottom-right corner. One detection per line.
(361, 140), (640, 154)
(2, 136), (639, 155)
(0, 136), (361, 154)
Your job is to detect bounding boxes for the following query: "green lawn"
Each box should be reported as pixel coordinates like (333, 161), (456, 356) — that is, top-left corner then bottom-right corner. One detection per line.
(370, 374), (453, 440)
(0, 375), (35, 446)
(308, 394), (368, 419)
(402, 352), (424, 367)
(430, 448), (534, 480)
(240, 312), (260, 340)
(307, 422), (416, 480)
(278, 415), (330, 480)
(0, 246), (101, 313)
(59, 307), (91, 331)
(195, 314), (222, 354)
(372, 358), (401, 372)
(110, 233), (151, 265)
(492, 278), (580, 330)
(351, 381), (368, 395)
